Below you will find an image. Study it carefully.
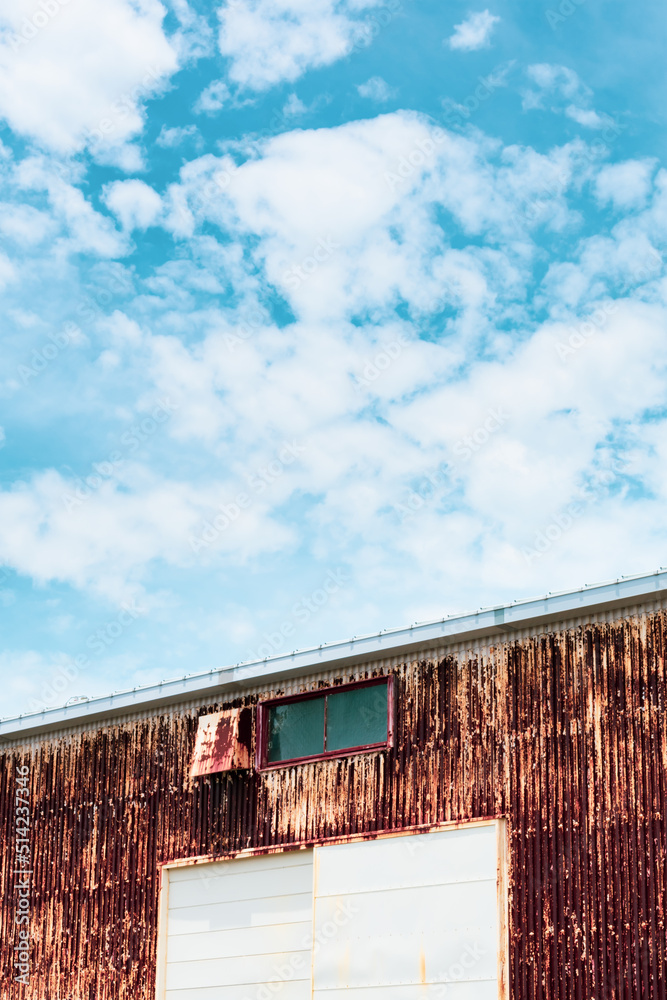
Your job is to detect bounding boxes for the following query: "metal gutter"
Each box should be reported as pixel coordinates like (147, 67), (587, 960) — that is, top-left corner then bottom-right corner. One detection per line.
(2, 569), (666, 741)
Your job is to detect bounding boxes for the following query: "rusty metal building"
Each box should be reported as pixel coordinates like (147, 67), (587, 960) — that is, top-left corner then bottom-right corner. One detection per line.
(1, 571), (666, 1000)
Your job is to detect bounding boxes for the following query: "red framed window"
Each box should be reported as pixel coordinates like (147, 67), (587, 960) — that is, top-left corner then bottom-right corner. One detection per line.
(256, 676), (394, 769)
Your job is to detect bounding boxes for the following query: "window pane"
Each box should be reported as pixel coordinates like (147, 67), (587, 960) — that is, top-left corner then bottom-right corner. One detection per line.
(326, 683), (388, 752)
(267, 697), (325, 763)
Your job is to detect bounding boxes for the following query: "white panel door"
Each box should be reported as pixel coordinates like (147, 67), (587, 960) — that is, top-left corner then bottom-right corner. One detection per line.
(164, 850), (314, 1000)
(312, 825), (500, 1000)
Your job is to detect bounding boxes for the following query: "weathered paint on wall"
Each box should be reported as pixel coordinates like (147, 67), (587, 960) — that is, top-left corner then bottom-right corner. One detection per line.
(1, 611), (666, 1000)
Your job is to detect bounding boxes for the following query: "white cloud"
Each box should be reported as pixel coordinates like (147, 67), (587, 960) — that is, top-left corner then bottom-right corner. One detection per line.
(0, 202), (56, 246)
(168, 0), (215, 61)
(156, 124), (202, 148)
(523, 64), (615, 133)
(564, 105), (611, 130)
(99, 311), (145, 347)
(104, 179), (163, 231)
(0, 0), (178, 158)
(9, 288), (665, 611)
(595, 160), (655, 210)
(357, 76), (396, 102)
(0, 461), (299, 601)
(282, 93), (308, 117)
(165, 112), (585, 331)
(16, 156), (126, 256)
(3, 110), (667, 645)
(525, 63), (583, 103)
(447, 10), (500, 51)
(194, 79), (230, 114)
(217, 0), (386, 91)
(540, 221), (664, 309)
(0, 250), (17, 288)
(92, 142), (147, 173)
(127, 122), (667, 581)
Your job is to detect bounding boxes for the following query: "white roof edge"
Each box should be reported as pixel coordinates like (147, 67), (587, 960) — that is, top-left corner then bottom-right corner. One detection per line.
(2, 568), (667, 741)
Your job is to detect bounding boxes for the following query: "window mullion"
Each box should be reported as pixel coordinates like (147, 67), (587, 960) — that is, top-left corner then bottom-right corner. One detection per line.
(323, 694), (328, 752)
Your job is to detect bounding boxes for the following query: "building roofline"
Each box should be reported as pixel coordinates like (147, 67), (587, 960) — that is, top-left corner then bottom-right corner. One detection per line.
(2, 569), (667, 742)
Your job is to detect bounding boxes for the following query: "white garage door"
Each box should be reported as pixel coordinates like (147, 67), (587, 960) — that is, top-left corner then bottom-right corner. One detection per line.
(158, 823), (504, 1000)
(312, 824), (501, 1000)
(163, 849), (314, 1000)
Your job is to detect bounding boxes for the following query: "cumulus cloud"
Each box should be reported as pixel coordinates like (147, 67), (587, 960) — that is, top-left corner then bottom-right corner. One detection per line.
(3, 105), (667, 681)
(357, 76), (396, 102)
(0, 0), (178, 159)
(447, 10), (500, 51)
(4, 290), (667, 613)
(193, 79), (230, 114)
(156, 124), (202, 148)
(16, 156), (126, 256)
(594, 160), (655, 210)
(0, 202), (55, 246)
(0, 457), (301, 600)
(0, 250), (17, 288)
(564, 106), (610, 130)
(163, 112), (585, 331)
(7, 116), (652, 612)
(282, 93), (308, 117)
(523, 64), (615, 131)
(104, 179), (163, 231)
(524, 63), (583, 104)
(217, 0), (387, 90)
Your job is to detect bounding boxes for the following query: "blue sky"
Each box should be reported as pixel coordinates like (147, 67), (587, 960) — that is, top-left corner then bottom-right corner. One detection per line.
(1, 0), (666, 717)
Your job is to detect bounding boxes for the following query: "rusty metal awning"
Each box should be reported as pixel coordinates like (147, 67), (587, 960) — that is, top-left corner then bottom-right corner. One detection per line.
(190, 707), (252, 776)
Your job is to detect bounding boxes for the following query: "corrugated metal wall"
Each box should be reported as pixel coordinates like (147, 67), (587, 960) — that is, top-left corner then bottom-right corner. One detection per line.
(1, 611), (666, 1000)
